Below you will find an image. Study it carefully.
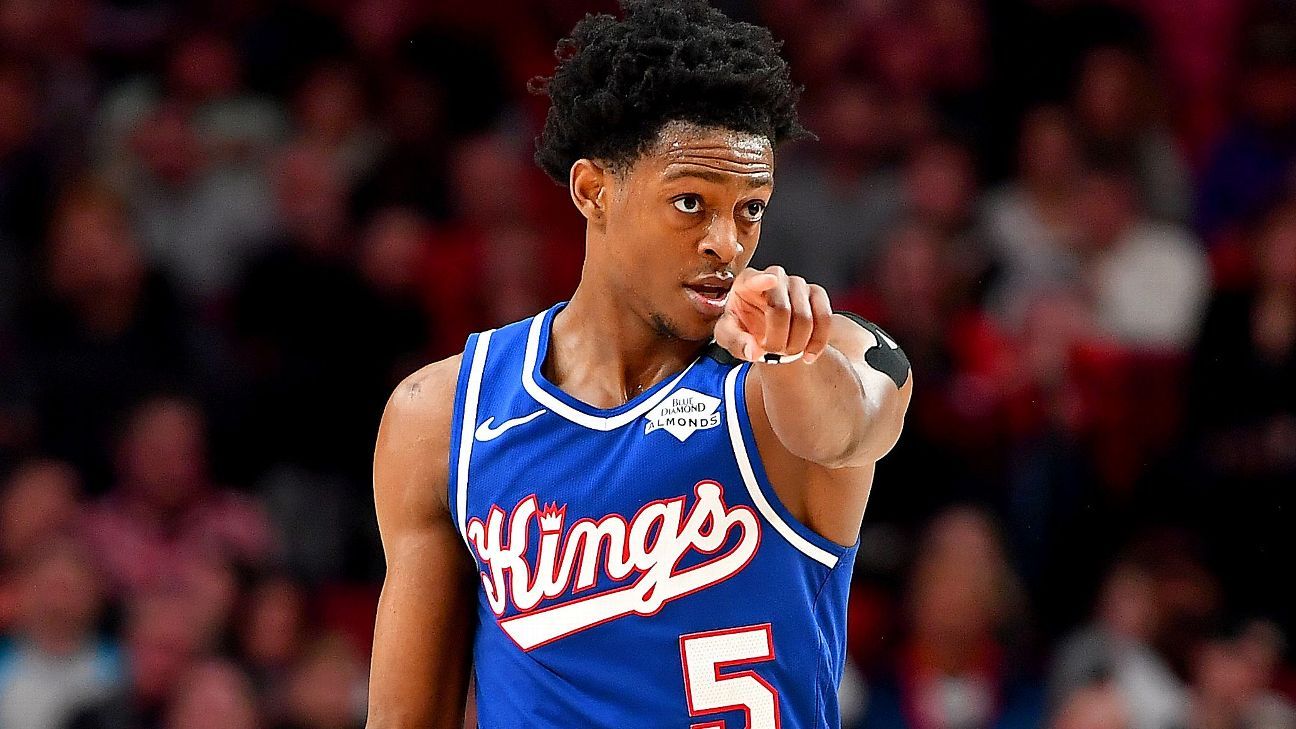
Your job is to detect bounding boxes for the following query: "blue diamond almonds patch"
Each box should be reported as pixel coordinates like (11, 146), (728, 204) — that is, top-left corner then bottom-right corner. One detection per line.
(643, 388), (722, 441)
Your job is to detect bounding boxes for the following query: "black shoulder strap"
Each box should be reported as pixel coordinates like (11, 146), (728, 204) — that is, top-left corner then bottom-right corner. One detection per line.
(703, 340), (743, 366)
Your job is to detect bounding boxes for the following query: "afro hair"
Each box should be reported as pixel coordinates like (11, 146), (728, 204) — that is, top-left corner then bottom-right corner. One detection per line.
(529, 0), (811, 184)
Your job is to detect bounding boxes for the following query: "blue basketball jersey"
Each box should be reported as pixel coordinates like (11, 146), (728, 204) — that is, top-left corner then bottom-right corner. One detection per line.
(449, 300), (860, 728)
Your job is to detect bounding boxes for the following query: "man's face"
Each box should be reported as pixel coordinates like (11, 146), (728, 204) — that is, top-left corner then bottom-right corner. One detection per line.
(596, 123), (774, 343)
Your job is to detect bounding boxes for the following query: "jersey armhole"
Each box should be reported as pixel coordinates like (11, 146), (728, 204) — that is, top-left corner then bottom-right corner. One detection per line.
(448, 330), (493, 544)
(723, 362), (851, 569)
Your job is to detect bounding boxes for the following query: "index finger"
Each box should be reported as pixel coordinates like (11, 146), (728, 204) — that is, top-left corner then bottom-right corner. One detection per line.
(733, 271), (780, 308)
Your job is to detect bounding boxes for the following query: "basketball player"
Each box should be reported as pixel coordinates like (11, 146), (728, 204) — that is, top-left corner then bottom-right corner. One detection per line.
(366, 2), (912, 727)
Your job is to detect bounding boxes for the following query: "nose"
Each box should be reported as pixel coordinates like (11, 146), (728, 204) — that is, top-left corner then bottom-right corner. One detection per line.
(698, 212), (743, 264)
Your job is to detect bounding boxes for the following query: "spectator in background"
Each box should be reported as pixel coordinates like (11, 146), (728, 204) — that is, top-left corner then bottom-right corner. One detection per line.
(254, 208), (432, 581)
(982, 107), (1086, 329)
(160, 32), (288, 154)
(291, 62), (385, 187)
(351, 68), (450, 222)
(1137, 0), (1248, 161)
(897, 137), (992, 306)
(995, 285), (1103, 580)
(753, 78), (904, 295)
(1188, 201), (1296, 632)
(173, 555), (242, 654)
(357, 207), (436, 381)
(849, 220), (956, 372)
(0, 460), (82, 570)
(270, 635), (367, 729)
(422, 130), (575, 350)
(67, 590), (206, 729)
(902, 137), (980, 237)
(0, 460), (82, 631)
(1189, 621), (1296, 729)
(81, 394), (274, 599)
(114, 102), (275, 306)
(827, 135), (987, 310)
(1191, 201), (1296, 483)
(1196, 19), (1296, 250)
(18, 182), (196, 489)
(162, 660), (261, 729)
(235, 150), (429, 579)
(0, 539), (120, 729)
(917, 0), (987, 133)
(837, 219), (1015, 528)
(1050, 561), (1188, 729)
(0, 0), (99, 181)
(866, 13), (940, 151)
(231, 143), (379, 477)
(94, 32), (286, 305)
(236, 575), (307, 713)
(1071, 47), (1192, 223)
(859, 508), (1043, 729)
(1051, 681), (1131, 729)
(1073, 161), (1210, 350)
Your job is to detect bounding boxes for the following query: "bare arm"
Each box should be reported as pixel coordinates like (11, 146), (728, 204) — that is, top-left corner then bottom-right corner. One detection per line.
(753, 313), (912, 469)
(715, 266), (912, 546)
(367, 357), (477, 729)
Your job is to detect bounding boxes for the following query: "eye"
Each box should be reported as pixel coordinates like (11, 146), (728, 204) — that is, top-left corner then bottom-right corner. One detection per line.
(740, 200), (767, 222)
(672, 195), (703, 214)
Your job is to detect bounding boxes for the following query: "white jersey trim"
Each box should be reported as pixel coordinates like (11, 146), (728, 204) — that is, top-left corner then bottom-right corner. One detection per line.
(457, 329), (493, 542)
(723, 365), (840, 568)
(521, 311), (700, 431)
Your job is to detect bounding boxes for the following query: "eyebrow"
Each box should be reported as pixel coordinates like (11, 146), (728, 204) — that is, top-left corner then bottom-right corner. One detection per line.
(661, 167), (772, 189)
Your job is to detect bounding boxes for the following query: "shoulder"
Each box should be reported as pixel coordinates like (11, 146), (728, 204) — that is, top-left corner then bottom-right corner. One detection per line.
(386, 354), (464, 421)
(374, 354), (465, 520)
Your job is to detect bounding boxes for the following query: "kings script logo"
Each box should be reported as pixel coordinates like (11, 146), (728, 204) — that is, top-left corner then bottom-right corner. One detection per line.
(465, 481), (759, 651)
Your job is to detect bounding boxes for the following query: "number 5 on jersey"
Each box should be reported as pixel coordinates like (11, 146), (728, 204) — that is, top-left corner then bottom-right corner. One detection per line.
(679, 623), (780, 728)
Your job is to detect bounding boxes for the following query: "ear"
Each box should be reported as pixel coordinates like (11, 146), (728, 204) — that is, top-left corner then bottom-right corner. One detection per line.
(569, 158), (608, 224)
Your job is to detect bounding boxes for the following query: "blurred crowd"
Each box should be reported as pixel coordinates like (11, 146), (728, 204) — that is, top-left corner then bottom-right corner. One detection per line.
(0, 0), (1294, 727)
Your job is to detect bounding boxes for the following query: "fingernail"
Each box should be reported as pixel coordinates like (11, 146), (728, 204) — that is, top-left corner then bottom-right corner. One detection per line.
(743, 343), (753, 360)
(804, 353), (817, 364)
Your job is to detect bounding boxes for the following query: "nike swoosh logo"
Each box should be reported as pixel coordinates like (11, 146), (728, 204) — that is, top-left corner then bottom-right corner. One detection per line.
(474, 409), (547, 442)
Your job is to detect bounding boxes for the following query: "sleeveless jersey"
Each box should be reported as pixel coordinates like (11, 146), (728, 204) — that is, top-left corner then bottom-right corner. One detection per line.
(449, 300), (860, 728)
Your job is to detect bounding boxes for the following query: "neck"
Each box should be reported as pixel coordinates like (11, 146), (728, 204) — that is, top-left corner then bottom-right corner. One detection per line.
(547, 281), (707, 408)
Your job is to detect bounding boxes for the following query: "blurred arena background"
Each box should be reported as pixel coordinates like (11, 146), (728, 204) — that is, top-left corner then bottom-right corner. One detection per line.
(1, 0), (1295, 727)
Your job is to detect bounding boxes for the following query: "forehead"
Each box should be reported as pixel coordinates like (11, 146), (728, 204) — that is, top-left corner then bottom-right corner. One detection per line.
(629, 122), (773, 180)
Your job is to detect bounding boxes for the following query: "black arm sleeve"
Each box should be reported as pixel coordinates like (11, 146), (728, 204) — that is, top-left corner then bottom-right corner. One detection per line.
(834, 312), (910, 389)
(703, 311), (910, 389)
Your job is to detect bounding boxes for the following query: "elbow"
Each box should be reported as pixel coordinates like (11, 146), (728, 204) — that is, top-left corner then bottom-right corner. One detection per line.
(815, 422), (901, 470)
(790, 427), (859, 470)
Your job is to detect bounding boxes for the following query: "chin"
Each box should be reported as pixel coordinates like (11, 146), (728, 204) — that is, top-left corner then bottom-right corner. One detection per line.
(648, 308), (714, 343)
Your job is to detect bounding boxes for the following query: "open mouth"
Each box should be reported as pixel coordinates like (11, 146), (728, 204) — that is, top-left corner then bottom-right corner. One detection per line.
(683, 284), (730, 316)
(687, 284), (730, 300)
